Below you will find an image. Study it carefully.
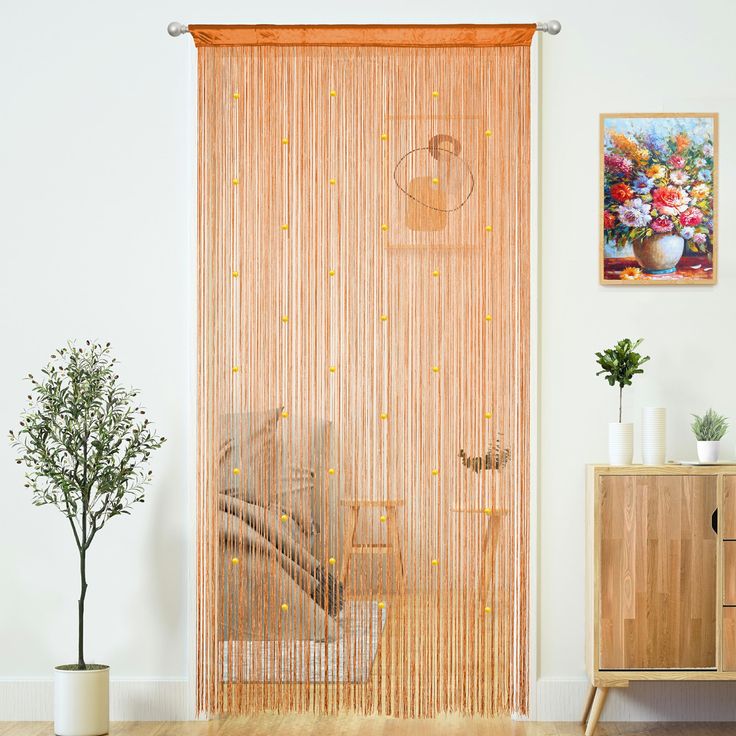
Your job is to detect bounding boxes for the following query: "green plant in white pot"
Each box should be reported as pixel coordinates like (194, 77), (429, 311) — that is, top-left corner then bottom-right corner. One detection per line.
(691, 409), (728, 463)
(595, 337), (650, 466)
(9, 342), (165, 736)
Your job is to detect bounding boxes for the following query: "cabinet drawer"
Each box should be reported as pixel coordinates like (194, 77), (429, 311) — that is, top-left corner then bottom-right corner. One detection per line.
(724, 608), (736, 671)
(726, 542), (736, 605)
(724, 477), (736, 539)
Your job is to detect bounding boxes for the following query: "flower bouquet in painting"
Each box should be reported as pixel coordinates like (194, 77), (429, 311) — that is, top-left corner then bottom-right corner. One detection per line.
(601, 114), (716, 283)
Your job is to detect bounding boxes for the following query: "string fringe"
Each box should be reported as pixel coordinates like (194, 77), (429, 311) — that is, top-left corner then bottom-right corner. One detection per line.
(197, 43), (530, 718)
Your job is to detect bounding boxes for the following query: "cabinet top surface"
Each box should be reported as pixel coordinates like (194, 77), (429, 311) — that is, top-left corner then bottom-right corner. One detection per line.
(588, 463), (736, 474)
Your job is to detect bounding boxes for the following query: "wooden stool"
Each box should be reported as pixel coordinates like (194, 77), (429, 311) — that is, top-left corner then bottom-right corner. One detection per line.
(451, 507), (507, 601)
(339, 499), (406, 591)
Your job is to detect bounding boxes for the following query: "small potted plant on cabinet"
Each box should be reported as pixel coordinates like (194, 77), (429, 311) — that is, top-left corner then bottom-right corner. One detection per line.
(691, 408), (728, 463)
(595, 337), (650, 465)
(9, 342), (165, 736)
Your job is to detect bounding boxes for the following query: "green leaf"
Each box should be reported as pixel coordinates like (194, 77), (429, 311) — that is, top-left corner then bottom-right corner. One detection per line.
(691, 409), (729, 441)
(9, 340), (166, 548)
(594, 338), (651, 421)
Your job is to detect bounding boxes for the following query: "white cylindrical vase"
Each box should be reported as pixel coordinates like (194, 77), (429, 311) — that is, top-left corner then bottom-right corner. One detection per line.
(641, 407), (666, 465)
(609, 422), (634, 465)
(697, 441), (720, 464)
(54, 665), (109, 736)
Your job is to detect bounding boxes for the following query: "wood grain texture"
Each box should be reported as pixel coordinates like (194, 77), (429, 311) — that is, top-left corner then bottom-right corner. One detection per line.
(585, 688), (609, 736)
(723, 543), (736, 605)
(3, 720), (736, 736)
(599, 474), (717, 670)
(581, 685), (596, 724)
(588, 465), (736, 476)
(593, 670), (736, 683)
(723, 607), (736, 671)
(723, 476), (736, 539)
(587, 466), (736, 687)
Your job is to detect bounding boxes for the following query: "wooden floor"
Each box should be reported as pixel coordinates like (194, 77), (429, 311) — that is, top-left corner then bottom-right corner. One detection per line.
(1, 717), (734, 736)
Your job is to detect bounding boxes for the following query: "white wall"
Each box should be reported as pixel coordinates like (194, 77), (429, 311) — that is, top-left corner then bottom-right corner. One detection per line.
(1, 0), (735, 721)
(537, 0), (736, 721)
(0, 0), (196, 719)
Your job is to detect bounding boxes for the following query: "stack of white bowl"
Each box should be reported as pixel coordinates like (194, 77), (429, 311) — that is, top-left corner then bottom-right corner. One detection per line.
(641, 407), (666, 465)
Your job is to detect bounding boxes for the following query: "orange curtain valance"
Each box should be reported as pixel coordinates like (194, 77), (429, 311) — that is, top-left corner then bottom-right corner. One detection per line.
(188, 23), (536, 48)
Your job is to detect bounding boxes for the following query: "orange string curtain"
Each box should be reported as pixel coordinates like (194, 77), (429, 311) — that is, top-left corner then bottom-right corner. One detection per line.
(196, 24), (532, 718)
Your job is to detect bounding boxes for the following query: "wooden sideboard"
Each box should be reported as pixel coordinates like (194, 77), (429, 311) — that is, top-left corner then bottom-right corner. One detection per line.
(584, 464), (736, 735)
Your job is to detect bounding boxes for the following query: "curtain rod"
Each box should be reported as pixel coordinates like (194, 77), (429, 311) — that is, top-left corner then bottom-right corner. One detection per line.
(166, 20), (562, 37)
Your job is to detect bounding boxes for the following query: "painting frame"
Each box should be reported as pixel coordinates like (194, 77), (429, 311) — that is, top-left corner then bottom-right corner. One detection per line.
(600, 112), (718, 285)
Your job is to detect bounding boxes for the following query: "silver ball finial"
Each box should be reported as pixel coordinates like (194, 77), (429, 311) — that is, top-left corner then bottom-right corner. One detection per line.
(167, 21), (186, 37)
(545, 19), (562, 35)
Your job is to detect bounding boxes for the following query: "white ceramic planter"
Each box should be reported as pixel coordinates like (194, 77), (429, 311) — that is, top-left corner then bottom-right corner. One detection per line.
(54, 665), (109, 736)
(609, 422), (634, 466)
(697, 441), (720, 464)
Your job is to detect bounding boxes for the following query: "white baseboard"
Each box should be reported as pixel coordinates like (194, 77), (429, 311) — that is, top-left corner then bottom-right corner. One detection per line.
(6, 675), (736, 722)
(536, 677), (736, 721)
(0, 678), (192, 721)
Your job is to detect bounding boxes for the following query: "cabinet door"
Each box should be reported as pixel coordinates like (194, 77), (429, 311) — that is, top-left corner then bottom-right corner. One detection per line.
(599, 474), (717, 670)
(723, 476), (736, 539)
(724, 542), (736, 605)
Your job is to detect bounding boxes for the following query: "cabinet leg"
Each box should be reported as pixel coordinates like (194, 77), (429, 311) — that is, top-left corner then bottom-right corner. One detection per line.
(584, 687), (608, 736)
(581, 685), (596, 725)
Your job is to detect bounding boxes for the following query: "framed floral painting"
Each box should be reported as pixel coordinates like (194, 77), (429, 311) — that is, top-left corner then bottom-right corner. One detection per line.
(600, 113), (717, 284)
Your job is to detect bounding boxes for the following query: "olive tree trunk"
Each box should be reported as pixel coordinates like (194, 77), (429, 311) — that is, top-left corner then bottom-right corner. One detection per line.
(78, 545), (87, 669)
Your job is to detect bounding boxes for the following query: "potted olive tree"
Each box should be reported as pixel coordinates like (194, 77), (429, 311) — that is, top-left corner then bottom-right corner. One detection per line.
(595, 337), (650, 465)
(9, 342), (165, 736)
(691, 409), (729, 463)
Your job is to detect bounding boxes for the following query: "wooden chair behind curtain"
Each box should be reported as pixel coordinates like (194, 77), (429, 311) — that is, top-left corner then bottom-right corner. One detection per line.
(195, 24), (533, 717)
